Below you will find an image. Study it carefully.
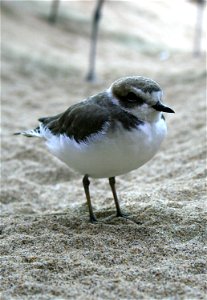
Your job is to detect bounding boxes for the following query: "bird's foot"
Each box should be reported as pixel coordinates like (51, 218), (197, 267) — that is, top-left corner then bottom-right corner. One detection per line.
(116, 211), (129, 219)
(116, 211), (142, 224)
(89, 215), (99, 224)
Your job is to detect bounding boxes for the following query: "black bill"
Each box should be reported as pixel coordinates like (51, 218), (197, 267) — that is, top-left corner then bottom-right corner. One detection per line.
(152, 101), (175, 113)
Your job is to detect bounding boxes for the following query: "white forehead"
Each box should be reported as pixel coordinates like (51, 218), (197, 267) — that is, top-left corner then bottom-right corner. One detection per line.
(151, 91), (163, 101)
(131, 88), (163, 105)
(131, 87), (162, 98)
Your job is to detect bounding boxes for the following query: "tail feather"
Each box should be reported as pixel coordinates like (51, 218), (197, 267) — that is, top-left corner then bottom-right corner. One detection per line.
(14, 126), (42, 138)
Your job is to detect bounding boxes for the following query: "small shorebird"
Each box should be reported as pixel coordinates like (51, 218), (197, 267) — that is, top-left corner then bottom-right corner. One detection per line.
(15, 76), (174, 222)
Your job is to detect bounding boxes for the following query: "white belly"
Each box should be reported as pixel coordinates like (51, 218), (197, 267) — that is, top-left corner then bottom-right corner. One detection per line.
(44, 119), (167, 178)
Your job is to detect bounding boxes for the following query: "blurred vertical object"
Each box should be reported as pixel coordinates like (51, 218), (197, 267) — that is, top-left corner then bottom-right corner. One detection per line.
(48, 0), (60, 24)
(86, 0), (105, 82)
(48, 0), (105, 81)
(190, 0), (206, 56)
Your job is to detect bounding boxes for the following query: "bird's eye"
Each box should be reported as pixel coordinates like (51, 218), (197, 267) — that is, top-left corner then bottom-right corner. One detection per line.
(126, 92), (144, 105)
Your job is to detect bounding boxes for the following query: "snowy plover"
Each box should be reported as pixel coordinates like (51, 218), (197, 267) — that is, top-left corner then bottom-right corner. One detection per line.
(15, 76), (174, 222)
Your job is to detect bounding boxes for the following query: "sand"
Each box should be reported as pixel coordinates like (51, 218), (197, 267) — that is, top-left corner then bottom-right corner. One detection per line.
(1, 1), (207, 299)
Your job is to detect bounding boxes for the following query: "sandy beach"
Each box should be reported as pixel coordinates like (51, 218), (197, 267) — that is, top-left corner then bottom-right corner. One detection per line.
(1, 1), (206, 299)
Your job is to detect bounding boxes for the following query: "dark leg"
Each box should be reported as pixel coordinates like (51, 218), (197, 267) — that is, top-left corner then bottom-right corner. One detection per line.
(86, 0), (105, 81)
(109, 177), (126, 218)
(83, 175), (97, 223)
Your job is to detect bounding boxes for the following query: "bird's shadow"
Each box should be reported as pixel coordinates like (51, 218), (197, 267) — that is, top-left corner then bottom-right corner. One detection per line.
(93, 210), (142, 225)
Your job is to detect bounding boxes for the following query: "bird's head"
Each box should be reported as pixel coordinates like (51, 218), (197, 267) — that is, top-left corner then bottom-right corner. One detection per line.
(109, 76), (174, 121)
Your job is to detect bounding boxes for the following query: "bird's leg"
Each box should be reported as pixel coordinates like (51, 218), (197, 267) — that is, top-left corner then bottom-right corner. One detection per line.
(86, 0), (105, 81)
(109, 177), (127, 218)
(83, 175), (97, 223)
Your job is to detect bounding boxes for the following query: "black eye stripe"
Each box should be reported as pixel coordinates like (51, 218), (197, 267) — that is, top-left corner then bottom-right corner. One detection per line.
(126, 92), (144, 105)
(127, 92), (138, 102)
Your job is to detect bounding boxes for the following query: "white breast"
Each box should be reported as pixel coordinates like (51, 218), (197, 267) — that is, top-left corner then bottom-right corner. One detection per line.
(43, 118), (167, 178)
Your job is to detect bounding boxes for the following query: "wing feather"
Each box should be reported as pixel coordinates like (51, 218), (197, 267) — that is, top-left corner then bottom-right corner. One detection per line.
(39, 102), (109, 143)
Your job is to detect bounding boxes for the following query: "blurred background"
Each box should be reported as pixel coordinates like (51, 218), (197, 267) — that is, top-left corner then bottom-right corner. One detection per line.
(1, 0), (206, 130)
(1, 0), (206, 94)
